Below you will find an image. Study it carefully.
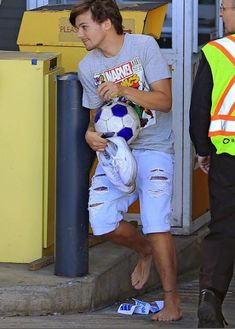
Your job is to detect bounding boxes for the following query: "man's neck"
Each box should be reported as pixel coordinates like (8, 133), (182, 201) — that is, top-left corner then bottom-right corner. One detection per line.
(100, 34), (125, 58)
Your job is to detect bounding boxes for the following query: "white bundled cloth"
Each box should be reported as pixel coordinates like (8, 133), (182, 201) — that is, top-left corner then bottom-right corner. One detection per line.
(97, 136), (137, 194)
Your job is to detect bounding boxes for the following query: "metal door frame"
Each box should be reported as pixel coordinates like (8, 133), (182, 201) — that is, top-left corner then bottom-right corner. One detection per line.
(161, 0), (184, 231)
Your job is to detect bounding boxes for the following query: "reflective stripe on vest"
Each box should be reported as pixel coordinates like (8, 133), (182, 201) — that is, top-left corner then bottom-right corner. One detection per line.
(209, 35), (235, 65)
(209, 75), (235, 136)
(203, 35), (235, 154)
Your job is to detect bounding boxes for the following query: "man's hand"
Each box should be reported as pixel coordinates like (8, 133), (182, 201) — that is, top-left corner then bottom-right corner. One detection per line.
(197, 155), (210, 174)
(97, 81), (123, 102)
(85, 130), (107, 152)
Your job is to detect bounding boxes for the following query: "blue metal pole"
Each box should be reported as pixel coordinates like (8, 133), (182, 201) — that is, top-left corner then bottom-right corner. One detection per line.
(55, 72), (93, 277)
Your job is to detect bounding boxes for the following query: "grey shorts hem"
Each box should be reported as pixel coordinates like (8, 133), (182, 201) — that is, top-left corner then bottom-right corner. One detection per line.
(91, 223), (120, 236)
(143, 225), (171, 235)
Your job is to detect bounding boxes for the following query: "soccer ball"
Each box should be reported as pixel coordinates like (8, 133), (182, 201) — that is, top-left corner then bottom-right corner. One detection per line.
(94, 101), (140, 144)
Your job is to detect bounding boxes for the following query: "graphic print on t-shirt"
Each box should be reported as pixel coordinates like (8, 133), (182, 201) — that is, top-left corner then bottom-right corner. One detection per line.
(94, 57), (156, 129)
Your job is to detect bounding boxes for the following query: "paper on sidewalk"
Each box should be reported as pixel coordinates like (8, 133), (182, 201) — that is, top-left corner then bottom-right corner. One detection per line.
(117, 303), (136, 315)
(117, 298), (164, 315)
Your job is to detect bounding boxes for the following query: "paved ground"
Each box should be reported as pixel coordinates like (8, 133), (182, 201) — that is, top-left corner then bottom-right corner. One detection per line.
(0, 228), (206, 316)
(0, 270), (234, 329)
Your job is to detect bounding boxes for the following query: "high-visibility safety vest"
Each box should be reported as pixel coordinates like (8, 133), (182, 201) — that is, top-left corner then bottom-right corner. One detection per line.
(202, 34), (235, 155)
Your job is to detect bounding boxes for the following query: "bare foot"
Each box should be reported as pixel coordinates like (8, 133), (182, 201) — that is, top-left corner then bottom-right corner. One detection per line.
(131, 254), (152, 290)
(151, 291), (182, 321)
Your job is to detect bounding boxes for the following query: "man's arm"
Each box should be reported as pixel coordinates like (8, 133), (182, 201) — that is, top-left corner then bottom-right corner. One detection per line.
(97, 78), (172, 113)
(85, 109), (107, 152)
(189, 53), (213, 157)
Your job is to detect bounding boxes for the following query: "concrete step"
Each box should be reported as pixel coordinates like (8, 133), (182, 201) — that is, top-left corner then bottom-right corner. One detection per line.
(0, 226), (208, 316)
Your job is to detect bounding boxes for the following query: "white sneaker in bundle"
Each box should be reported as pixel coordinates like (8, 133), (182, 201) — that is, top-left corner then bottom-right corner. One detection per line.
(97, 136), (137, 193)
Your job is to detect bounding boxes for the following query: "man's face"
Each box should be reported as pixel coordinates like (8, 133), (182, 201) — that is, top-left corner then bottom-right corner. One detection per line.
(75, 10), (106, 51)
(220, 0), (235, 34)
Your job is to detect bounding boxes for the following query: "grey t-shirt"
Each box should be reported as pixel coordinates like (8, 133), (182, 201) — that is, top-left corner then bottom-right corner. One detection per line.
(78, 33), (174, 154)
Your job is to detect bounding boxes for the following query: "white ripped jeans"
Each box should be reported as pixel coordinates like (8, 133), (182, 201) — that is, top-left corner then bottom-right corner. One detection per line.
(88, 149), (174, 236)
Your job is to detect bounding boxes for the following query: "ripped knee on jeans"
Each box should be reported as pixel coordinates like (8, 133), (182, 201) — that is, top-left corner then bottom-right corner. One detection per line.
(89, 202), (104, 208)
(148, 168), (171, 197)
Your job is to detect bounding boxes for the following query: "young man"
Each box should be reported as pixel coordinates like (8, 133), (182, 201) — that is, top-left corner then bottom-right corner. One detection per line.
(189, 1), (235, 327)
(70, 0), (182, 321)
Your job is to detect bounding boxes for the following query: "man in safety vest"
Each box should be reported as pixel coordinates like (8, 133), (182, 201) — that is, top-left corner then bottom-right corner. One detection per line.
(189, 1), (235, 327)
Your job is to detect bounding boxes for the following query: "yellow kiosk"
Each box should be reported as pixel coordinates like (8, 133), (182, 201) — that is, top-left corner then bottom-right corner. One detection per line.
(0, 51), (62, 263)
(17, 2), (168, 72)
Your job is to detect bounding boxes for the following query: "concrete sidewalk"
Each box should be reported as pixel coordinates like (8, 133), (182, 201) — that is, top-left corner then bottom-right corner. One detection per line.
(0, 226), (207, 316)
(0, 270), (234, 328)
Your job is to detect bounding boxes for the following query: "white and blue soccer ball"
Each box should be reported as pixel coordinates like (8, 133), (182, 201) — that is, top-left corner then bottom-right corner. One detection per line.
(94, 101), (140, 144)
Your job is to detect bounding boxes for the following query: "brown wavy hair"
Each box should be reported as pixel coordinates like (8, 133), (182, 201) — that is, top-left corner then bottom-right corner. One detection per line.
(69, 0), (123, 35)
